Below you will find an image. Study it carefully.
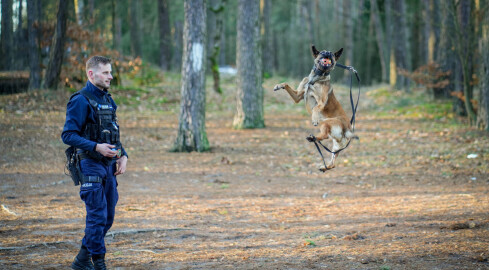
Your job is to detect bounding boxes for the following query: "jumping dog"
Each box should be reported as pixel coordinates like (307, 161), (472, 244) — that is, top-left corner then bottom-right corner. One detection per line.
(273, 45), (358, 171)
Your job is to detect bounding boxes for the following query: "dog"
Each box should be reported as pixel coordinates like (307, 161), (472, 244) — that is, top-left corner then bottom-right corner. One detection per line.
(273, 45), (358, 171)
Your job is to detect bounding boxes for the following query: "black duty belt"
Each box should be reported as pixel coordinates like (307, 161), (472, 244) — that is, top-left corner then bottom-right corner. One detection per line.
(77, 151), (112, 166)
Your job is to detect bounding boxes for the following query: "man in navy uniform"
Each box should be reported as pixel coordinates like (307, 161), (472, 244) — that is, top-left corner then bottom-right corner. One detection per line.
(62, 56), (128, 270)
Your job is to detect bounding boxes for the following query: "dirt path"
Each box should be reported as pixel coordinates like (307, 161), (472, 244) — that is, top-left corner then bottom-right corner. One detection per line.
(1, 81), (488, 269)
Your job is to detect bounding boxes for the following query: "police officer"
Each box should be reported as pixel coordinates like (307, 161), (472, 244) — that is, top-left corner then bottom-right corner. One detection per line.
(62, 56), (128, 270)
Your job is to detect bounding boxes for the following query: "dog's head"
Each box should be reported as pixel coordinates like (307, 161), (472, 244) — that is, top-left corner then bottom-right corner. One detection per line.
(311, 45), (343, 76)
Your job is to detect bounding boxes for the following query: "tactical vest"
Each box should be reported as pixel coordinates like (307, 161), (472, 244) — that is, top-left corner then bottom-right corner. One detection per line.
(71, 89), (122, 165)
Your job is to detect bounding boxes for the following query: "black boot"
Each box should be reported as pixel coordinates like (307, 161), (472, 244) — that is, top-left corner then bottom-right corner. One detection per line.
(92, 254), (107, 270)
(71, 245), (94, 270)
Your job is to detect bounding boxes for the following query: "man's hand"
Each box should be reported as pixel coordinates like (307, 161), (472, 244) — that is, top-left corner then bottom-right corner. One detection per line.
(114, 155), (127, 176)
(96, 143), (117, 157)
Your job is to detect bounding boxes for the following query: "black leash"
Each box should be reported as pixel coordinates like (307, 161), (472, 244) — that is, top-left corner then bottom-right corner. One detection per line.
(310, 63), (361, 164)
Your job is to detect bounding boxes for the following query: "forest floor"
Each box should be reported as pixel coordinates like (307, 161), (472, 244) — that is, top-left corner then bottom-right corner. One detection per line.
(0, 74), (489, 270)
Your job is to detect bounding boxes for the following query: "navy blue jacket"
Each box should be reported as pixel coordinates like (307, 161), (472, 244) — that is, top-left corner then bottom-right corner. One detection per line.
(61, 81), (127, 170)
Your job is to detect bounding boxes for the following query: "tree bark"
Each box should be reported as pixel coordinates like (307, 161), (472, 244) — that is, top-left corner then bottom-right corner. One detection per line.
(261, 0), (273, 77)
(458, 0), (476, 124)
(342, 0), (354, 84)
(477, 12), (489, 130)
(370, 0), (387, 83)
(434, 1), (454, 99)
(129, 0), (142, 58)
(1, 0), (14, 71)
(44, 0), (70, 90)
(172, 20), (184, 71)
(15, 0), (28, 70)
(233, 0), (264, 129)
(158, 0), (171, 70)
(209, 0), (226, 94)
(17, 0), (23, 31)
(111, 0), (116, 50)
(75, 0), (83, 25)
(172, 0), (209, 152)
(420, 0), (430, 65)
(28, 0), (41, 90)
(392, 0), (411, 91)
(384, 0), (392, 86)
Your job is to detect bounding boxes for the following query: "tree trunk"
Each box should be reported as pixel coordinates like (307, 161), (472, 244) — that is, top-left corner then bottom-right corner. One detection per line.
(365, 7), (374, 85)
(392, 0), (411, 91)
(158, 0), (171, 70)
(342, 0), (354, 84)
(44, 0), (70, 90)
(17, 0), (23, 31)
(459, 0), (476, 124)
(129, 0), (142, 58)
(233, 0), (264, 129)
(15, 0), (28, 70)
(420, 0), (430, 66)
(291, 0), (314, 78)
(478, 22), (489, 130)
(111, 0), (116, 50)
(384, 0), (392, 86)
(172, 0), (209, 152)
(1, 0), (14, 71)
(370, 0), (387, 83)
(75, 0), (83, 25)
(434, 1), (454, 99)
(431, 0), (441, 62)
(114, 0), (122, 53)
(28, 0), (41, 90)
(172, 20), (184, 71)
(209, 0), (226, 94)
(261, 0), (273, 77)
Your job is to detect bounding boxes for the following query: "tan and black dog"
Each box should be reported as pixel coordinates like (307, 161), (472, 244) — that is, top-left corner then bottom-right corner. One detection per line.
(273, 45), (358, 171)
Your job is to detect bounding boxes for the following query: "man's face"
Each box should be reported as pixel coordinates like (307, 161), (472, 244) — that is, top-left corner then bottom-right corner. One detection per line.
(88, 63), (113, 90)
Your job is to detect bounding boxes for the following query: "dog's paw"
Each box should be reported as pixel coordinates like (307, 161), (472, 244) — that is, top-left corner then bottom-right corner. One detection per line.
(319, 165), (335, 172)
(273, 84), (284, 91)
(306, 134), (316, 142)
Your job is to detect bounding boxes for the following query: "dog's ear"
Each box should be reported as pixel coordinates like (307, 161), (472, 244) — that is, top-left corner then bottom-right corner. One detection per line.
(334, 48), (344, 60)
(311, 45), (320, 58)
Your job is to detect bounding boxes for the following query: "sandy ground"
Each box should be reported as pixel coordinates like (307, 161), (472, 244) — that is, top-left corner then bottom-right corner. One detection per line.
(1, 80), (488, 269)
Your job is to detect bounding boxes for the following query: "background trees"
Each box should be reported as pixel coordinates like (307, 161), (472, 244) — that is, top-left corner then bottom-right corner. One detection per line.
(1, 0), (13, 71)
(233, 0), (264, 129)
(27, 0), (41, 90)
(0, 0), (488, 129)
(172, 0), (209, 152)
(43, 0), (69, 90)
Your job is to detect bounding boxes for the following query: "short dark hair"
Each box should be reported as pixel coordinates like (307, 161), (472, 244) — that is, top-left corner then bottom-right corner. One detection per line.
(86, 56), (111, 71)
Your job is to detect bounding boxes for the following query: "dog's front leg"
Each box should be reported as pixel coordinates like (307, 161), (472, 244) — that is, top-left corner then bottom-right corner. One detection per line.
(273, 83), (305, 103)
(273, 78), (308, 103)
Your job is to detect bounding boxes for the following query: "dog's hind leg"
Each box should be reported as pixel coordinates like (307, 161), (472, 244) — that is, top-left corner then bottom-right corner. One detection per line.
(306, 120), (342, 172)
